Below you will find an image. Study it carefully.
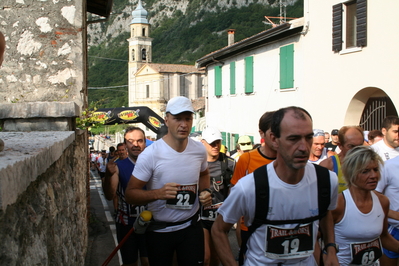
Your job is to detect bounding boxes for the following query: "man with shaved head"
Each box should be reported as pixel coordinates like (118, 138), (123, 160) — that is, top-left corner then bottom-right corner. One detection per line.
(319, 126), (364, 193)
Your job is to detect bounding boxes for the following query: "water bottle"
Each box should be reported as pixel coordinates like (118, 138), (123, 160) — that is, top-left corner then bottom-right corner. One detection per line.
(133, 210), (152, 234)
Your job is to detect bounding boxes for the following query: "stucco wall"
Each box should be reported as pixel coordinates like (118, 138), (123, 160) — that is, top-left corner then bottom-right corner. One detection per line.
(0, 0), (87, 108)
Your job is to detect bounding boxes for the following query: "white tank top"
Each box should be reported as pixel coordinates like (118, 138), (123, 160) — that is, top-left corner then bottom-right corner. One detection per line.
(335, 190), (384, 266)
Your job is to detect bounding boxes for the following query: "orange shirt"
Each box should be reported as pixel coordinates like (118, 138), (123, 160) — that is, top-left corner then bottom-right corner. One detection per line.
(230, 148), (275, 231)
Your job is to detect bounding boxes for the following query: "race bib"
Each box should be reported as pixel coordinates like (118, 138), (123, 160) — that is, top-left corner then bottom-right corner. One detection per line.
(201, 202), (223, 221)
(265, 223), (314, 259)
(129, 205), (146, 218)
(350, 238), (382, 265)
(166, 184), (197, 209)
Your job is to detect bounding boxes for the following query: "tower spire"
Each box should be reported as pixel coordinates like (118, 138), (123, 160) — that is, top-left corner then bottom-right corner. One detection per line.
(131, 0), (149, 24)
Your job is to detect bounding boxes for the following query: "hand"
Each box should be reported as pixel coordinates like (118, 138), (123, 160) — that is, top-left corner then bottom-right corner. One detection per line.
(199, 190), (212, 207)
(158, 183), (179, 200)
(105, 157), (118, 175)
(322, 250), (339, 266)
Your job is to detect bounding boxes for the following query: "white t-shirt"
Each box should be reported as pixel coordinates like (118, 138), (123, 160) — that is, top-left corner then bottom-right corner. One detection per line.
(371, 139), (399, 161)
(376, 156), (399, 228)
(133, 138), (208, 232)
(97, 156), (106, 172)
(218, 162), (338, 266)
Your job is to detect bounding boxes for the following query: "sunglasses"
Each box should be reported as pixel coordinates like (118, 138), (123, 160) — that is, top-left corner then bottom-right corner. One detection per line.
(240, 142), (252, 146)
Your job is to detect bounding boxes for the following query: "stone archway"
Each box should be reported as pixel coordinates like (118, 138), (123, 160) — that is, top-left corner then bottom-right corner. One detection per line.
(344, 87), (397, 130)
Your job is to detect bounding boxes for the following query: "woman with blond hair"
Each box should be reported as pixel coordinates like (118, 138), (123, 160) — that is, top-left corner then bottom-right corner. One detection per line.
(332, 146), (399, 265)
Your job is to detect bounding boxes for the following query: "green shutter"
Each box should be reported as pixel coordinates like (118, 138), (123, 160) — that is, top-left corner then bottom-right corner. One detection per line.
(221, 131), (227, 146)
(245, 56), (254, 94)
(215, 66), (222, 96)
(249, 135), (254, 143)
(234, 134), (240, 147)
(230, 62), (236, 94)
(280, 44), (294, 89)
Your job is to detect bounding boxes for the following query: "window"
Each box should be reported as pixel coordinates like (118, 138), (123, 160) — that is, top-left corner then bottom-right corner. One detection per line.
(244, 56), (253, 94)
(197, 76), (203, 98)
(346, 2), (357, 48)
(142, 49), (146, 60)
(215, 66), (222, 97)
(332, 0), (367, 52)
(180, 75), (186, 97)
(131, 49), (135, 61)
(146, 85), (150, 98)
(142, 28), (146, 36)
(230, 62), (236, 94)
(280, 44), (294, 89)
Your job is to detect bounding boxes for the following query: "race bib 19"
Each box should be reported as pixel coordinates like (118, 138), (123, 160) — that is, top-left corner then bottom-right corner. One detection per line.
(350, 238), (382, 265)
(265, 223), (314, 259)
(166, 184), (197, 209)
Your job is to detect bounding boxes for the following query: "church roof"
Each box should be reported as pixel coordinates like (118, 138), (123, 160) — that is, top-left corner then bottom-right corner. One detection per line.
(131, 0), (149, 24)
(144, 63), (204, 74)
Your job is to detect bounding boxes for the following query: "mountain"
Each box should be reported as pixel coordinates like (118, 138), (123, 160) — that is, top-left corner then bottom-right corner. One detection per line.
(87, 0), (303, 108)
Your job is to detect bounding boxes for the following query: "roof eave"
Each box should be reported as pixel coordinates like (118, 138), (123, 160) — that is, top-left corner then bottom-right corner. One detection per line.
(196, 23), (303, 68)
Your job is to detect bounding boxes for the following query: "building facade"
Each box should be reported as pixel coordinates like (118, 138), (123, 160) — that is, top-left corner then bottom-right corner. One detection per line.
(127, 1), (206, 136)
(196, 0), (398, 150)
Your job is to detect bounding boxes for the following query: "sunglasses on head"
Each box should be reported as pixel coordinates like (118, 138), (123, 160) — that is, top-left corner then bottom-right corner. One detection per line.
(240, 142), (251, 146)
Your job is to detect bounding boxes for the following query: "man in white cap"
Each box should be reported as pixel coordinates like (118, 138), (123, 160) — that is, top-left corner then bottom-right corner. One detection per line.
(125, 96), (212, 266)
(200, 127), (235, 266)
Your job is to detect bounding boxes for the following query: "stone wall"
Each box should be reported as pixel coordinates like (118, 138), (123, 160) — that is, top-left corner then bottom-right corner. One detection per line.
(0, 102), (89, 265)
(0, 0), (87, 108)
(0, 0), (91, 264)
(0, 131), (88, 265)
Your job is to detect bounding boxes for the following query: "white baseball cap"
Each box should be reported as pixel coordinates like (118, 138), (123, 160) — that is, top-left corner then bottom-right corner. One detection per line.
(202, 127), (222, 144)
(166, 96), (194, 115)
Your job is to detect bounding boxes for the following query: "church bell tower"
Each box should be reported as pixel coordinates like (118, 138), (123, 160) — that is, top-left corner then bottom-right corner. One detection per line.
(128, 0), (153, 75)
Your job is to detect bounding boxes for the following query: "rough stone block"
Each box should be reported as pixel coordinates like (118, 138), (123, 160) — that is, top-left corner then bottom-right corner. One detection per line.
(0, 102), (80, 119)
(0, 131), (75, 211)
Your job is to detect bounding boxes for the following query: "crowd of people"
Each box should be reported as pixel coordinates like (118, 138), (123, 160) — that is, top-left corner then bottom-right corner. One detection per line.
(3, 26), (399, 266)
(89, 95), (399, 266)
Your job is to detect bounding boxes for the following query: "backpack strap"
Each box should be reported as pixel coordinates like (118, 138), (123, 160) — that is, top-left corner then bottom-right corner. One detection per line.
(314, 164), (331, 219)
(220, 153), (233, 199)
(239, 165), (268, 265)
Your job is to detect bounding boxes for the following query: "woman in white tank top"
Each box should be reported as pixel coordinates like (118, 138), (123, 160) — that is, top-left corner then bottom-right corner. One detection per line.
(331, 146), (399, 266)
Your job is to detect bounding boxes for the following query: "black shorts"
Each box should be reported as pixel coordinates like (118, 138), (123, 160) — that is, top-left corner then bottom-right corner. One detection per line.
(116, 222), (148, 264)
(98, 171), (105, 179)
(201, 219), (214, 231)
(145, 221), (204, 266)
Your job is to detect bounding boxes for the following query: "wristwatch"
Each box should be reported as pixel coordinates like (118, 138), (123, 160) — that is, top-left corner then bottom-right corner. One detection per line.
(201, 188), (212, 194)
(323, 243), (339, 254)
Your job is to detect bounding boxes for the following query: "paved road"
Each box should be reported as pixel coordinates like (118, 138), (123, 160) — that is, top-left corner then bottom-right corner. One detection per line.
(86, 169), (239, 266)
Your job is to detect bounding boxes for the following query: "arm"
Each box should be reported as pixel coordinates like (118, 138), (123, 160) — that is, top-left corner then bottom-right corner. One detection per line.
(230, 154), (248, 187)
(211, 215), (237, 266)
(378, 193), (399, 252)
(102, 158), (119, 201)
(198, 168), (212, 207)
(125, 175), (179, 206)
(388, 210), (399, 220)
(331, 194), (345, 224)
(320, 210), (339, 266)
